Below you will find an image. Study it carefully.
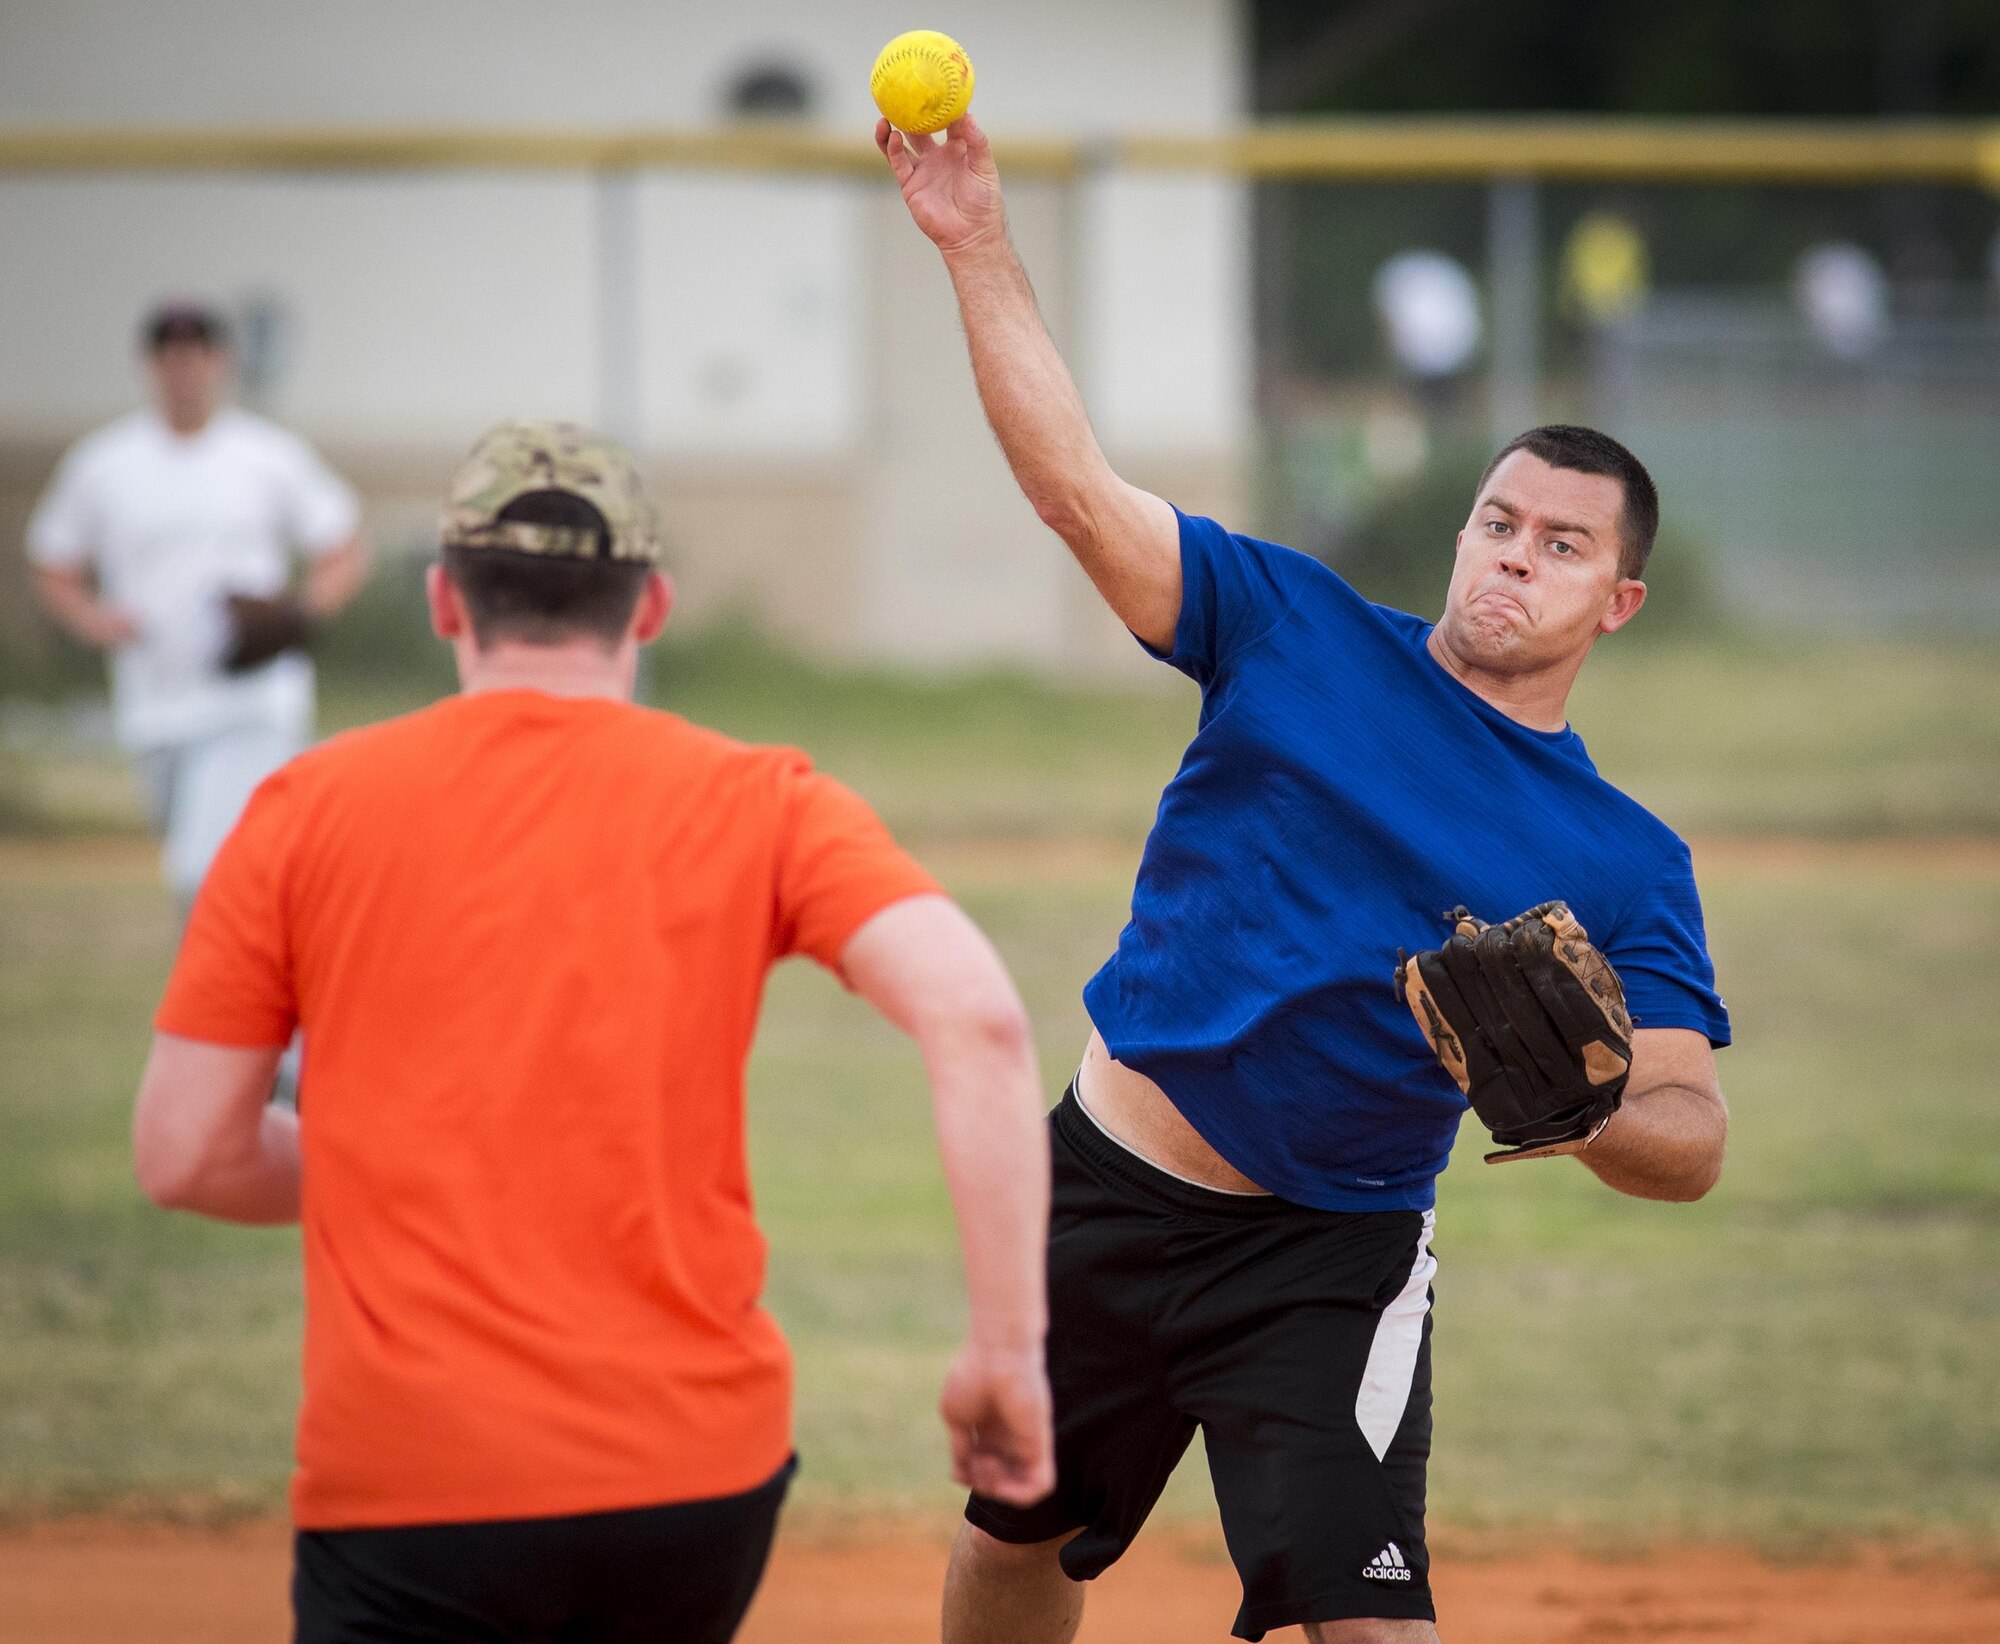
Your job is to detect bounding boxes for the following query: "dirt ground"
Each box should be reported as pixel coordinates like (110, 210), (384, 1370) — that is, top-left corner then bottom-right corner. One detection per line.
(2, 1520), (1997, 1643)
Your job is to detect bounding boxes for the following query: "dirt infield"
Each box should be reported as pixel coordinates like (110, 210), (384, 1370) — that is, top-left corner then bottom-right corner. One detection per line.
(3, 1521), (1997, 1643)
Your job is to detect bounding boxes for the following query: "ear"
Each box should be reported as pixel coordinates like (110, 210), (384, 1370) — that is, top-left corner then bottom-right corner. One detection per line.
(1598, 577), (1647, 636)
(426, 562), (468, 642)
(632, 571), (674, 644)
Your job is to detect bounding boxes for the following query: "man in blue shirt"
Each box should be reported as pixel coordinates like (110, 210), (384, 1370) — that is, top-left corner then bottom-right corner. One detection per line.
(880, 117), (1729, 1644)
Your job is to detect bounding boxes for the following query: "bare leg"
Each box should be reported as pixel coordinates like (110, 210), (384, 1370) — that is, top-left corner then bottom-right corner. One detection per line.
(941, 1523), (1085, 1644)
(1305, 1619), (1441, 1643)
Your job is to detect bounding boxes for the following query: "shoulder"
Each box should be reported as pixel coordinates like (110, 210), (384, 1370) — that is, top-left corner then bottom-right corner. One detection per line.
(216, 408), (316, 463)
(274, 705), (441, 791)
(1580, 779), (1704, 928)
(1178, 509), (1324, 591)
(1574, 752), (1692, 864)
(59, 412), (152, 476)
(604, 704), (826, 796)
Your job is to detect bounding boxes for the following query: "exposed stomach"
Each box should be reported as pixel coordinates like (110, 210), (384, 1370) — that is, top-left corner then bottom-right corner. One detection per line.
(1077, 1029), (1272, 1194)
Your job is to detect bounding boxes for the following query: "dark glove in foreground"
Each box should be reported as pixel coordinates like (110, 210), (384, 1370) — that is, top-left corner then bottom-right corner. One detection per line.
(222, 592), (314, 673)
(1396, 901), (1633, 1163)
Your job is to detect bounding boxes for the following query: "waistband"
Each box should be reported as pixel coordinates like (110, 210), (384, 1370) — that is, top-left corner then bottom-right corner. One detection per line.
(1053, 1080), (1315, 1222)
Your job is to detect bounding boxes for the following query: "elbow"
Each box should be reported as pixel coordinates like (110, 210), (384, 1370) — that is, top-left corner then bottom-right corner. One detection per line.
(1660, 1132), (1727, 1203)
(965, 994), (1035, 1062)
(1027, 486), (1097, 553)
(133, 1108), (218, 1212)
(987, 999), (1036, 1061)
(923, 991), (1035, 1067)
(134, 1144), (201, 1212)
(1664, 1157), (1723, 1203)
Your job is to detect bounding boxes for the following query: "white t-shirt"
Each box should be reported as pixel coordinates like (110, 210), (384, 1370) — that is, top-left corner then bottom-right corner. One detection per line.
(28, 407), (360, 750)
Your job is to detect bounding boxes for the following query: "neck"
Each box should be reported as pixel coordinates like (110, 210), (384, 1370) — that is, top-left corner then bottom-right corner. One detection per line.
(457, 639), (636, 702)
(159, 405), (216, 437)
(1424, 623), (1581, 733)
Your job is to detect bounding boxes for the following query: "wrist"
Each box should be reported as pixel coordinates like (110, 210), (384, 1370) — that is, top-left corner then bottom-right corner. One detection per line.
(939, 223), (1012, 267)
(965, 1321), (1046, 1356)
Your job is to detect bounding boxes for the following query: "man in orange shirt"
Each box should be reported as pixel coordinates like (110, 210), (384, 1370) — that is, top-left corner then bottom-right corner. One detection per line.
(133, 421), (1054, 1643)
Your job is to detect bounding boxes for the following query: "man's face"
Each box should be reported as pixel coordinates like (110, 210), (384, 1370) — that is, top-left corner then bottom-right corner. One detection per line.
(146, 340), (228, 429)
(1435, 450), (1645, 675)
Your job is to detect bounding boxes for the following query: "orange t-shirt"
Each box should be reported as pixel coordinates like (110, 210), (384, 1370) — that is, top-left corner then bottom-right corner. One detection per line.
(155, 690), (940, 1530)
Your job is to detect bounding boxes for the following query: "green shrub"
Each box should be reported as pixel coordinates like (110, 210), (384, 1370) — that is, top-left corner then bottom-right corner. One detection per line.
(313, 553), (456, 698)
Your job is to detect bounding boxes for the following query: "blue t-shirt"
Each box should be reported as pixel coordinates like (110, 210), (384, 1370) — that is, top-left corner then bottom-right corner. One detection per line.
(1082, 511), (1731, 1213)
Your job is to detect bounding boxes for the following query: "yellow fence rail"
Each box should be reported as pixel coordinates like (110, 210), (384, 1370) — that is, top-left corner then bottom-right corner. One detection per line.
(1, 119), (1997, 188)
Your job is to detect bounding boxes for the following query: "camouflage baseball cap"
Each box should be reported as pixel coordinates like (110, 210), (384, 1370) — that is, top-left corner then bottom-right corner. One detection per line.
(442, 419), (661, 564)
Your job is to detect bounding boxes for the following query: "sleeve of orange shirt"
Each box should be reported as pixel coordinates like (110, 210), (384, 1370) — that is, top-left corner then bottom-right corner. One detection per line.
(773, 763), (943, 972)
(154, 772), (300, 1047)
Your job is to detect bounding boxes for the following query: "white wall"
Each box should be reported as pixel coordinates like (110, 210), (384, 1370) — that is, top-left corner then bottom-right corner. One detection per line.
(0, 1), (1236, 128)
(0, 0), (1248, 667)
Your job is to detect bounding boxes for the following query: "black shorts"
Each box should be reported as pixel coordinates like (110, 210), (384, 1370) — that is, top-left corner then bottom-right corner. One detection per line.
(968, 1088), (1436, 1641)
(294, 1458), (793, 1644)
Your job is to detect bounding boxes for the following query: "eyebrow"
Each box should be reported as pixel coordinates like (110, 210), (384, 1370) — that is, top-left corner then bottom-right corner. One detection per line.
(1480, 494), (1599, 541)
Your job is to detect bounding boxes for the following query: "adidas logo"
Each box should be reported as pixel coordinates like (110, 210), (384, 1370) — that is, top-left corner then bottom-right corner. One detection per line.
(1362, 1542), (1414, 1582)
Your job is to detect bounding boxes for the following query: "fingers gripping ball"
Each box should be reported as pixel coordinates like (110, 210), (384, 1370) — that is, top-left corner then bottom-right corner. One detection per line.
(871, 30), (975, 136)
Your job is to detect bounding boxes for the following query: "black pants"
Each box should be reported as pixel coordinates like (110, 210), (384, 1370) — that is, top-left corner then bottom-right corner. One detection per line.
(294, 1458), (794, 1644)
(968, 1089), (1436, 1641)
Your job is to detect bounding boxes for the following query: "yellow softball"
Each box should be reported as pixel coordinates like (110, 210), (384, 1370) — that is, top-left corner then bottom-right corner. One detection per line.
(870, 30), (975, 136)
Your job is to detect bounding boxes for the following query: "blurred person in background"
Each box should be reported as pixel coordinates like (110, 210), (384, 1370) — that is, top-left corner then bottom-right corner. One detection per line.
(130, 421), (1053, 1644)
(27, 301), (368, 915)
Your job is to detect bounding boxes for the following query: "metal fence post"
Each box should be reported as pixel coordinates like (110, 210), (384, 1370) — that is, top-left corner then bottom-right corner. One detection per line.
(1487, 174), (1541, 449)
(595, 168), (643, 449)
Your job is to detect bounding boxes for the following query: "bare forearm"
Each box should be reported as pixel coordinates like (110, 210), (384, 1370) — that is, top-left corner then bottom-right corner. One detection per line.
(1578, 1082), (1726, 1202)
(919, 1016), (1051, 1349)
(940, 239), (1178, 642)
(942, 237), (1108, 528)
(140, 1102), (301, 1224)
(33, 566), (134, 648)
(304, 537), (368, 619)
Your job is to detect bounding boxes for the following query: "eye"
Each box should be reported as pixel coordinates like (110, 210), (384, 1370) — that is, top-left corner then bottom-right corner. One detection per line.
(1485, 519), (1510, 535)
(1550, 539), (1575, 556)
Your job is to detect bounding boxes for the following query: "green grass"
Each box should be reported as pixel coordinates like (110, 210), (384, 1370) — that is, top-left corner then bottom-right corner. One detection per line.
(2, 843), (1996, 1541)
(8, 630), (2000, 841)
(2, 629), (1998, 1537)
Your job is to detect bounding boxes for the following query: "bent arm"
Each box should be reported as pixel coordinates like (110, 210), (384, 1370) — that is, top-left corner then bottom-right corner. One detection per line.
(133, 1034), (299, 1224)
(303, 535), (369, 620)
(840, 894), (1049, 1350)
(840, 893), (1054, 1504)
(1577, 1027), (1727, 1202)
(879, 118), (1181, 650)
(33, 564), (140, 649)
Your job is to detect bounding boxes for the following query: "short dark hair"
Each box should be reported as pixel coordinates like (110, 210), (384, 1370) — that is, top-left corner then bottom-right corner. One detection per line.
(143, 302), (228, 353)
(441, 491), (650, 651)
(1477, 424), (1659, 579)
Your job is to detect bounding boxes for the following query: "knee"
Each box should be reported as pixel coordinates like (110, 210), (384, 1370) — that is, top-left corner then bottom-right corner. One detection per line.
(953, 1522), (1072, 1579)
(1304, 1619), (1439, 1644)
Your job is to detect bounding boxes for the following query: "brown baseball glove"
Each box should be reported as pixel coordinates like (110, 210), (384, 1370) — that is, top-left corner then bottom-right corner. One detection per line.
(1396, 901), (1633, 1163)
(221, 592), (314, 673)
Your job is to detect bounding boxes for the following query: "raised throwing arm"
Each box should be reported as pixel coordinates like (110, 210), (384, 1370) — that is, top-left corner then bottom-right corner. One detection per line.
(877, 116), (1182, 652)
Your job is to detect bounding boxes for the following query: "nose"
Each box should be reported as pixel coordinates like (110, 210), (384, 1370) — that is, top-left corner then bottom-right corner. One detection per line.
(1496, 540), (1531, 579)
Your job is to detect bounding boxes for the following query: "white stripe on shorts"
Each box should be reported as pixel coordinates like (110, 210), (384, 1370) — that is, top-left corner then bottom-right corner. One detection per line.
(1354, 1209), (1436, 1463)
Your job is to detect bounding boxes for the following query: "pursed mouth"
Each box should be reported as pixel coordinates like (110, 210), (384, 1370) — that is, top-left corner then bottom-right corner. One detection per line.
(1471, 587), (1531, 621)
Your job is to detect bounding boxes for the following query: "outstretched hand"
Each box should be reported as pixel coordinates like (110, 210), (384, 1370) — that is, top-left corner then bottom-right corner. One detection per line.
(939, 1340), (1054, 1507)
(875, 115), (1006, 256)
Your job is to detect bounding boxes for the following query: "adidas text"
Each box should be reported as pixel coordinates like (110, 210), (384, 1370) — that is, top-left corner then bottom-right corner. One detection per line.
(1362, 1543), (1413, 1582)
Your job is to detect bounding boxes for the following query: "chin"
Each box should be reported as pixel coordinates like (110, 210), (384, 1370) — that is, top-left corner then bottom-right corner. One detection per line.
(1445, 612), (1529, 669)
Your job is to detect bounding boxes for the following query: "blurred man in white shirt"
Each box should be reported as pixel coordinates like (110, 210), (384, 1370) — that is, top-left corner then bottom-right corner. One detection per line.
(29, 302), (368, 909)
